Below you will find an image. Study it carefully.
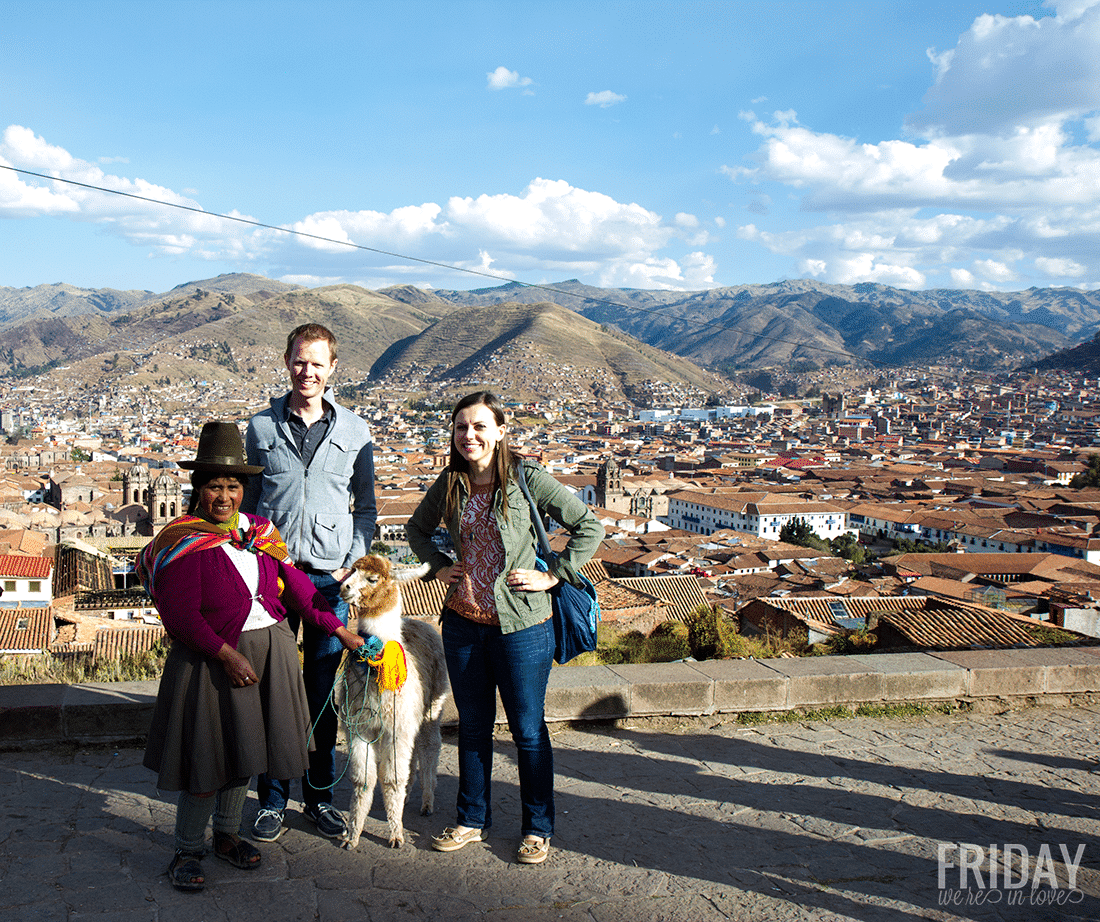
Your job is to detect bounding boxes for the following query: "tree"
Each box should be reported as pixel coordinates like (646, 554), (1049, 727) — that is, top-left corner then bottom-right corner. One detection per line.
(1070, 455), (1100, 489)
(892, 537), (951, 554)
(830, 533), (867, 565)
(371, 541), (392, 556)
(778, 517), (830, 553)
(70, 447), (91, 462)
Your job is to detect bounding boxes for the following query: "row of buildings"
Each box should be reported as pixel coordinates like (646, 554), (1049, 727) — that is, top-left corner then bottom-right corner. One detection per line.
(3, 360), (1100, 666)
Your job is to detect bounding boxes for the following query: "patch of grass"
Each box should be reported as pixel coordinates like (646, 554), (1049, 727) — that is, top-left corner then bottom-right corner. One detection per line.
(1026, 624), (1081, 645)
(592, 613), (807, 666)
(0, 641), (169, 685)
(736, 710), (806, 725)
(594, 620), (707, 665)
(736, 701), (959, 726)
(854, 701), (955, 718)
(811, 628), (878, 656)
(645, 622), (691, 662)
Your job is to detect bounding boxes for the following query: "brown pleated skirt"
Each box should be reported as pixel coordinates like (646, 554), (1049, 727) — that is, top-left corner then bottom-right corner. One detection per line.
(144, 619), (313, 793)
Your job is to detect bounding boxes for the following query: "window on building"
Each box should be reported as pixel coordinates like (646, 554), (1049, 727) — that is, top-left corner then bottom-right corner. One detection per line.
(16, 617), (28, 630)
(29, 581), (40, 593)
(3, 580), (15, 592)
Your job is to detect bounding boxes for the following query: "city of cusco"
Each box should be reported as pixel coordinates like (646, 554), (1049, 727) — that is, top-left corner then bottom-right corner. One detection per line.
(3, 2), (1100, 919)
(1, 271), (1100, 667)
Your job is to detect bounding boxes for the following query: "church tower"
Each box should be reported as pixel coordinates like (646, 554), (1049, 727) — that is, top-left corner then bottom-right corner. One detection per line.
(597, 458), (628, 512)
(629, 491), (653, 519)
(150, 472), (183, 527)
(122, 464), (151, 507)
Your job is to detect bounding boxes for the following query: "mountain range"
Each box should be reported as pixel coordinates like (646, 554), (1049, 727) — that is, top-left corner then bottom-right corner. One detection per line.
(1, 274), (1097, 401)
(393, 278), (1100, 372)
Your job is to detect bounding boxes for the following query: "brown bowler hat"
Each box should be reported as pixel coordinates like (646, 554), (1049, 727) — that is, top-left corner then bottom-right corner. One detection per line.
(179, 421), (264, 474)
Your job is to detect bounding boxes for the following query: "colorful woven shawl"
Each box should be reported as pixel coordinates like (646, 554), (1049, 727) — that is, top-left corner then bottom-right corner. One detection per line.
(137, 514), (290, 600)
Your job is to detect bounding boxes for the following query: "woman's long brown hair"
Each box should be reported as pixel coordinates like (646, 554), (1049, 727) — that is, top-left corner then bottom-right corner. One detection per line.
(444, 391), (514, 523)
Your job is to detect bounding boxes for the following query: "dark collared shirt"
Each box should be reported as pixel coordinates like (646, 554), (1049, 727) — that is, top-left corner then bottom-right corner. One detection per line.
(285, 401), (334, 469)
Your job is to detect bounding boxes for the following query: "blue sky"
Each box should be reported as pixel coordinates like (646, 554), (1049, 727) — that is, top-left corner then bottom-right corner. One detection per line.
(2, 0), (1098, 294)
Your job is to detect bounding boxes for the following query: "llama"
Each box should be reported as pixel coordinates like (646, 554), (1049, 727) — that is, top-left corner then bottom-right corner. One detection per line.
(337, 555), (449, 849)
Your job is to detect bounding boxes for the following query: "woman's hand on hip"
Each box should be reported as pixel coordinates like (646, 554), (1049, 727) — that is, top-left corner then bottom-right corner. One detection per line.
(436, 562), (464, 585)
(507, 568), (560, 593)
(215, 643), (258, 688)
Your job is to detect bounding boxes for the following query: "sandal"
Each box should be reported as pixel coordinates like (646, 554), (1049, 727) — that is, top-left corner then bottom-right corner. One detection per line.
(517, 835), (550, 865)
(431, 825), (485, 852)
(167, 850), (205, 891)
(213, 831), (262, 870)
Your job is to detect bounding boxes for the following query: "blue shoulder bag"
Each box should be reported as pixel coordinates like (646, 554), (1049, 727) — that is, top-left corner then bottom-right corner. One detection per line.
(515, 463), (600, 664)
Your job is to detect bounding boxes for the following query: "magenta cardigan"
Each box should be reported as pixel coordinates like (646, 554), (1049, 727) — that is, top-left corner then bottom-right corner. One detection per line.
(154, 521), (344, 659)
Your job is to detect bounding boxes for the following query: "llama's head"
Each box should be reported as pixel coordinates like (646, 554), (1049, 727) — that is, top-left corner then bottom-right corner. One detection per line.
(340, 554), (429, 621)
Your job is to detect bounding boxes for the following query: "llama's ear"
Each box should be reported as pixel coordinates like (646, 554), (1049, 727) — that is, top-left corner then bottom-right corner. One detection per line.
(393, 562), (430, 583)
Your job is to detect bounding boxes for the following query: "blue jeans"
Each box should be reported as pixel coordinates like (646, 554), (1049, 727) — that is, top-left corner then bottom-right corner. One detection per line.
(442, 608), (555, 838)
(258, 571), (348, 811)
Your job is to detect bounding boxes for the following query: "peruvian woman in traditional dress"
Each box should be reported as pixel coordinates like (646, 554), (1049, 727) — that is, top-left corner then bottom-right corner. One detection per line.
(139, 421), (364, 891)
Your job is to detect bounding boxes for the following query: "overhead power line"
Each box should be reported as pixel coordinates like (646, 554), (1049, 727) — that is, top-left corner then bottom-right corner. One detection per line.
(1, 163), (927, 371)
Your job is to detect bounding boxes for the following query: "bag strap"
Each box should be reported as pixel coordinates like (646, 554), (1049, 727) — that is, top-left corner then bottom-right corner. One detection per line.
(515, 461), (553, 560)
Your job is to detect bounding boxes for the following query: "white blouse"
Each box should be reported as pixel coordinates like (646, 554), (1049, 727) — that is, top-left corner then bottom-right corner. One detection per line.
(220, 539), (279, 633)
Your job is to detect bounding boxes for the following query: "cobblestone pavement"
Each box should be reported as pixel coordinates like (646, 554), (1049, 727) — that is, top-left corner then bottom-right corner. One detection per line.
(2, 704), (1099, 922)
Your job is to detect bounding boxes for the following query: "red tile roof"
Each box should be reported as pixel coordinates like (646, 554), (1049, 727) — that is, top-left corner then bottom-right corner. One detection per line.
(0, 555), (52, 578)
(0, 608), (52, 652)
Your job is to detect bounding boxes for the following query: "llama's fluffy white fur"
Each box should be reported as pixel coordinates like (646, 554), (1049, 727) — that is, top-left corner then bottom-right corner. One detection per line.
(336, 555), (449, 849)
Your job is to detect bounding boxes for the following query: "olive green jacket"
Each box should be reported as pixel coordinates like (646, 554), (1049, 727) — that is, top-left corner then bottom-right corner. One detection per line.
(405, 460), (604, 634)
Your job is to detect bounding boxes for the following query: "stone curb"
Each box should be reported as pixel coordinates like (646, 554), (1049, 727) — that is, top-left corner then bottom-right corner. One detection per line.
(2, 647), (1099, 746)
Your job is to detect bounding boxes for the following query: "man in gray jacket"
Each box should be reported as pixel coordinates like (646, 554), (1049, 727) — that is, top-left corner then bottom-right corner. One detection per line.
(242, 322), (377, 842)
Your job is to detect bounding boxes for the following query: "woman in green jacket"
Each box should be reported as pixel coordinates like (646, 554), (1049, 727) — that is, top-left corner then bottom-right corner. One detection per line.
(406, 392), (603, 865)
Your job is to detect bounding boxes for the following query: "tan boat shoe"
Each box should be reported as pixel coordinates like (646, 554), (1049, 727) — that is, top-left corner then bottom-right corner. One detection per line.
(517, 835), (550, 864)
(431, 825), (485, 852)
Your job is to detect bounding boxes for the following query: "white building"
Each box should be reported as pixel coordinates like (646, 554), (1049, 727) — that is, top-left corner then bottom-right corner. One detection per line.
(0, 555), (53, 607)
(662, 490), (850, 540)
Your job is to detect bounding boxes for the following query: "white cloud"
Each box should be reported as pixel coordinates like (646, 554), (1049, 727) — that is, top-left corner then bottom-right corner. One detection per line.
(598, 255), (712, 289)
(292, 203), (445, 252)
(487, 66), (533, 91)
(0, 128), (717, 290)
(910, 5), (1100, 136)
(0, 161), (78, 216)
(813, 253), (926, 289)
(1034, 255), (1086, 277)
(584, 90), (626, 108)
(0, 125), (247, 252)
(679, 251), (717, 288)
(279, 274), (345, 287)
(724, 3), (1100, 288)
(2, 126), (714, 291)
(442, 179), (680, 274)
(972, 258), (1018, 285)
(1054, 0), (1100, 21)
